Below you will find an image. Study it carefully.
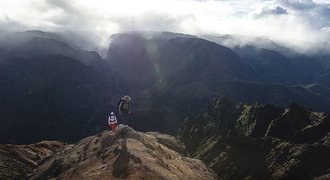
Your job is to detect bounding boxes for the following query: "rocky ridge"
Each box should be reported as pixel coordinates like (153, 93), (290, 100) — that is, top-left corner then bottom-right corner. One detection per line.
(0, 125), (217, 180)
(178, 96), (330, 179)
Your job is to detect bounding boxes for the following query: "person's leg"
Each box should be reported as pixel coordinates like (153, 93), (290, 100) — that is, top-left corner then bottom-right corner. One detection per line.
(118, 114), (123, 124)
(122, 113), (129, 126)
(121, 114), (126, 125)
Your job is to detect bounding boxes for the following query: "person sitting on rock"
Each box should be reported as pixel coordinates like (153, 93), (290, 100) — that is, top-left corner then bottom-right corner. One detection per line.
(108, 112), (118, 130)
(117, 95), (132, 126)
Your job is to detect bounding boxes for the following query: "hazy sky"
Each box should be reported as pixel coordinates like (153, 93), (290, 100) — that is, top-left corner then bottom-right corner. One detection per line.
(0, 0), (329, 49)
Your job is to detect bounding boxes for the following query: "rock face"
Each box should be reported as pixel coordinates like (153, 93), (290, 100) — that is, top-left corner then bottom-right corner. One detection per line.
(0, 126), (217, 180)
(0, 141), (65, 179)
(178, 96), (330, 179)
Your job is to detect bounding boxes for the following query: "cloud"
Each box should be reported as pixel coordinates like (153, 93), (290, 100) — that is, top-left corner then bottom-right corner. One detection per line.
(0, 0), (329, 52)
(251, 6), (288, 19)
(251, 0), (330, 51)
(0, 14), (24, 31)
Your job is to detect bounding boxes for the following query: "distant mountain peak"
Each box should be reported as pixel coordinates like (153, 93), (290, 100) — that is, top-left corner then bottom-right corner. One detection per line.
(22, 37), (80, 51)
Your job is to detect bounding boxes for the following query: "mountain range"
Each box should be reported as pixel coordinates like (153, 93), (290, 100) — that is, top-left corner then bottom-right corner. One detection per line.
(105, 31), (330, 135)
(1, 30), (330, 144)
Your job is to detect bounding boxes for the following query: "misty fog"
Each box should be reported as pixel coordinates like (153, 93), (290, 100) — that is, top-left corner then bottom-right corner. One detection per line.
(0, 0), (329, 54)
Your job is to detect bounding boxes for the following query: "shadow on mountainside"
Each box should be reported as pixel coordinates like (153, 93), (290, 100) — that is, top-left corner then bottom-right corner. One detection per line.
(112, 139), (129, 178)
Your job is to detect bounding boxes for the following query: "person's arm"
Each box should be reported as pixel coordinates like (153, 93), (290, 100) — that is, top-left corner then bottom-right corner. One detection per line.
(118, 100), (123, 115)
(128, 102), (132, 114)
(115, 116), (118, 124)
(108, 116), (111, 126)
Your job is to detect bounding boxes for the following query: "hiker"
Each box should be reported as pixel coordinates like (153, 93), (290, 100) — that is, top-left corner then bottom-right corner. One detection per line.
(117, 95), (131, 126)
(108, 112), (118, 130)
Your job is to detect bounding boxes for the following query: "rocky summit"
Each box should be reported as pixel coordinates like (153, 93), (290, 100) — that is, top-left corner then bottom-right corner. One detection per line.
(178, 96), (330, 180)
(0, 125), (217, 180)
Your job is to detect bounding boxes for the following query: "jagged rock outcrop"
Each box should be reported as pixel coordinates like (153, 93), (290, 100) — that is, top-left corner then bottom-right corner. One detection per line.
(0, 126), (217, 179)
(0, 141), (65, 179)
(178, 96), (330, 179)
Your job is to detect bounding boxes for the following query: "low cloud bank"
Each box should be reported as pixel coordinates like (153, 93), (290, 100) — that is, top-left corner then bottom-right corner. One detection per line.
(0, 0), (329, 53)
